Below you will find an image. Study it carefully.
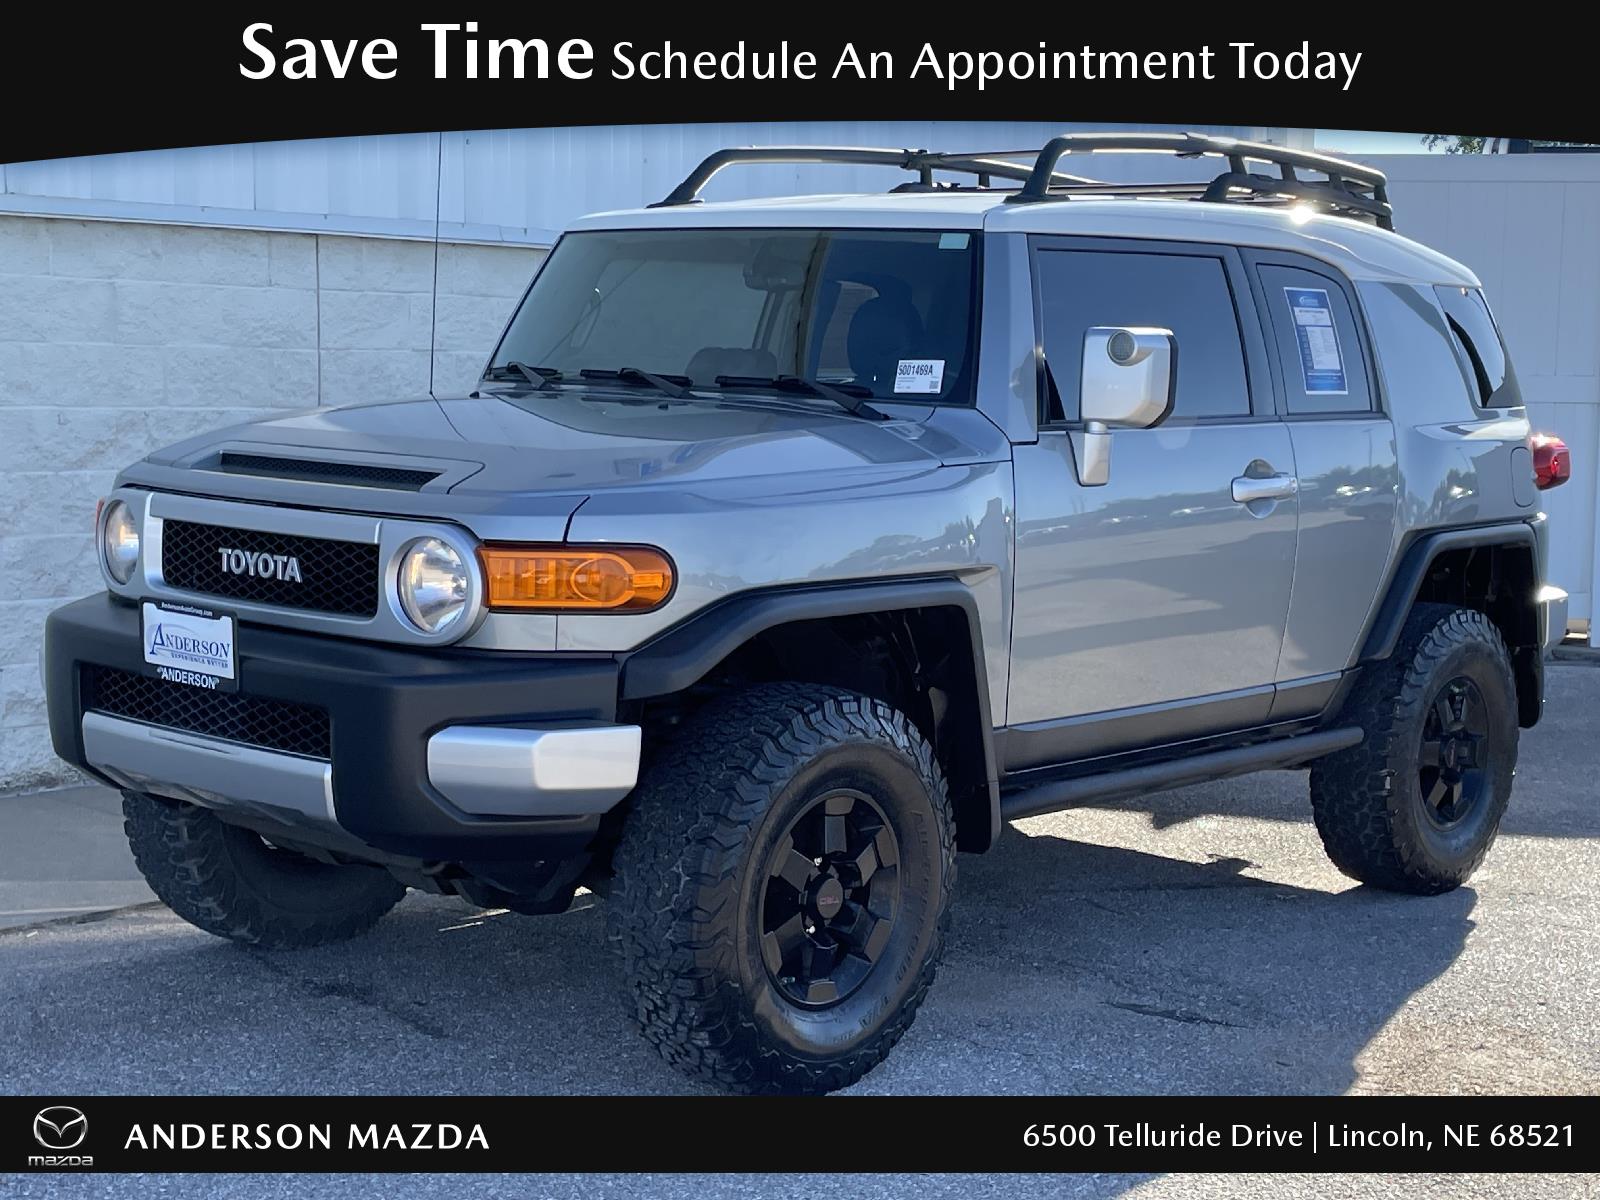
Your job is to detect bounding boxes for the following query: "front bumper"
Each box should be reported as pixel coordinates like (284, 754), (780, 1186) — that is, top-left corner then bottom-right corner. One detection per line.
(46, 593), (635, 864)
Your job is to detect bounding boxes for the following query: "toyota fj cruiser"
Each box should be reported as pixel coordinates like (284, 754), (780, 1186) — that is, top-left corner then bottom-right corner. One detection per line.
(44, 134), (1572, 1093)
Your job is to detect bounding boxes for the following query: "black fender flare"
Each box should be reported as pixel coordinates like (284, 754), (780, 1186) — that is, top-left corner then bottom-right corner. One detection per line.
(1356, 521), (1544, 727)
(618, 576), (1002, 850)
(1358, 522), (1539, 664)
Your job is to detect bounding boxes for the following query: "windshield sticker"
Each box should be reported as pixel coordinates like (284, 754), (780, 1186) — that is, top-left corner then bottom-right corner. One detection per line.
(894, 359), (945, 394)
(938, 232), (971, 250)
(1284, 286), (1347, 394)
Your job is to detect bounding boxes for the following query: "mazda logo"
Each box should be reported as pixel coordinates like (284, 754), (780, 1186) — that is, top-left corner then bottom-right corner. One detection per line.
(33, 1106), (87, 1151)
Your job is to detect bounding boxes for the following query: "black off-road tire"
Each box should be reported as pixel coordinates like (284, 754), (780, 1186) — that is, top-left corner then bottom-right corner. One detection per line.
(608, 683), (956, 1094)
(123, 791), (406, 948)
(1310, 603), (1519, 894)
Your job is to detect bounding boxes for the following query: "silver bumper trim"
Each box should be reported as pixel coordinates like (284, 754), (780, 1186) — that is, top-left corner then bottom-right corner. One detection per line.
(81, 712), (336, 832)
(1538, 584), (1570, 651)
(426, 724), (642, 817)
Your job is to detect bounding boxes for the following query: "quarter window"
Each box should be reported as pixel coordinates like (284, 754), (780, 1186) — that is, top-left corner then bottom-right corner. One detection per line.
(1035, 250), (1251, 424)
(1257, 264), (1373, 415)
(1434, 285), (1520, 408)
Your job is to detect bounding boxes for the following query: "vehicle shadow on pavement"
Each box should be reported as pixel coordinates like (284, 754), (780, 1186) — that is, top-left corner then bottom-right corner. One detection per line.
(1, 822), (1475, 1107)
(861, 827), (1476, 1097)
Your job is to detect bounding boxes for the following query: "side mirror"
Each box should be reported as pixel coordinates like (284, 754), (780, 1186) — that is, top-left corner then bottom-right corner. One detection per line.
(1074, 327), (1176, 486)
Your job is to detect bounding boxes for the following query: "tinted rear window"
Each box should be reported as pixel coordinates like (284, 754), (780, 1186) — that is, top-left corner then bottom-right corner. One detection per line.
(1258, 264), (1374, 415)
(1434, 285), (1520, 408)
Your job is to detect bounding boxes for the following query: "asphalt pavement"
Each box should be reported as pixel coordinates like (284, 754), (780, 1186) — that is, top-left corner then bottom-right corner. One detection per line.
(3, 663), (1598, 1198)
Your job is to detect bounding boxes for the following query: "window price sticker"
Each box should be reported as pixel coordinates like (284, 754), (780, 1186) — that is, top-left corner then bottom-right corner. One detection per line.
(1285, 287), (1347, 394)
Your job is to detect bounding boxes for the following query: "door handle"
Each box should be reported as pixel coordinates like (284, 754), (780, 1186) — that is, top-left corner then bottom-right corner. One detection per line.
(1231, 473), (1299, 504)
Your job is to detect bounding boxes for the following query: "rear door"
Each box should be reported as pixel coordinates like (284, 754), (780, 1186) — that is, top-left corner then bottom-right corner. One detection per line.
(1006, 239), (1298, 765)
(1248, 253), (1399, 714)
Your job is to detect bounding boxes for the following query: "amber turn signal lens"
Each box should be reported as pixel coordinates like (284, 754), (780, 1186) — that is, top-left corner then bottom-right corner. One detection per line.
(479, 545), (674, 612)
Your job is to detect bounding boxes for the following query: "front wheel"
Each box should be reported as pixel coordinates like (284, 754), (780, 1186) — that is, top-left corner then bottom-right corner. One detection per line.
(1310, 604), (1519, 894)
(123, 791), (406, 948)
(608, 684), (955, 1094)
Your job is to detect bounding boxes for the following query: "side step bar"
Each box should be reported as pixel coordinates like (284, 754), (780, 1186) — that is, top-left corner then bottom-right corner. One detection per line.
(999, 726), (1363, 822)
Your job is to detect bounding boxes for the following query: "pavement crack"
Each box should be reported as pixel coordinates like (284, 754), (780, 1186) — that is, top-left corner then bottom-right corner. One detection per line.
(1079, 897), (1127, 917)
(947, 1029), (1045, 1060)
(244, 951), (456, 1041)
(1103, 1000), (1246, 1029)
(1043, 879), (1272, 897)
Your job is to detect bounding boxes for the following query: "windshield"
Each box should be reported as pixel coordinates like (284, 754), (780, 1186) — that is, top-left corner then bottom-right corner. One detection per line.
(490, 228), (980, 404)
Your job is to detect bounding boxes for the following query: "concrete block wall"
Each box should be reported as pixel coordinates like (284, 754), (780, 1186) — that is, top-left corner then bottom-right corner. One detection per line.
(0, 214), (545, 789)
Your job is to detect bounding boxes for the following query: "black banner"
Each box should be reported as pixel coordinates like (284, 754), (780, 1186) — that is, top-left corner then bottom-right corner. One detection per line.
(5, 1095), (1596, 1174)
(0, 13), (1595, 162)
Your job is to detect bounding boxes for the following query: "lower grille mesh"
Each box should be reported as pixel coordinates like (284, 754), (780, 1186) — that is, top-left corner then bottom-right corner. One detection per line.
(83, 665), (332, 759)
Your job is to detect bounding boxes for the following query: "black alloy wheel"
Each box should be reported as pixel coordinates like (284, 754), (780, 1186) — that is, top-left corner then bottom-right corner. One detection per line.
(758, 788), (900, 1008)
(1417, 676), (1490, 829)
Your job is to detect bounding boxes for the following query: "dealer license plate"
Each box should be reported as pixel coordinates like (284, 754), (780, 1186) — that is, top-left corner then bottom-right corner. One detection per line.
(140, 601), (237, 692)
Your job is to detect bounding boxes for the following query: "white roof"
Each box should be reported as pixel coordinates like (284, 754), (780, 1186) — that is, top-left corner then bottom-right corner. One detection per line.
(570, 192), (1478, 287)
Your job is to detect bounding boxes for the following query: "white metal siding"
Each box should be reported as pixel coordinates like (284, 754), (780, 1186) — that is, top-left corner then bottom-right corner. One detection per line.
(1369, 153), (1600, 640)
(2, 123), (1302, 245)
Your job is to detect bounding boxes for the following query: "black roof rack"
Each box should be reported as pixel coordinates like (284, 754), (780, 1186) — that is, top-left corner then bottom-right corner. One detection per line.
(650, 145), (1092, 207)
(1006, 132), (1393, 229)
(652, 133), (1394, 230)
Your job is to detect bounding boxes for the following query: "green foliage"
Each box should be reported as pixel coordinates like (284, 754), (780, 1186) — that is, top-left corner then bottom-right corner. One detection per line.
(1422, 134), (1487, 154)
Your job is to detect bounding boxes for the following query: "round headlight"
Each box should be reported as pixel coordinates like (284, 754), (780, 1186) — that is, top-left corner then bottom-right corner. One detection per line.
(398, 537), (470, 634)
(102, 500), (140, 584)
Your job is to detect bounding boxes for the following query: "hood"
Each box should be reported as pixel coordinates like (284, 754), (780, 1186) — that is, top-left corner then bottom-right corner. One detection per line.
(139, 390), (988, 503)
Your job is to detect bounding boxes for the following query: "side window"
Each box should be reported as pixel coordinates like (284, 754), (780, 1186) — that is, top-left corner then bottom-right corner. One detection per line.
(1035, 249), (1251, 424)
(1434, 285), (1521, 409)
(1256, 264), (1373, 415)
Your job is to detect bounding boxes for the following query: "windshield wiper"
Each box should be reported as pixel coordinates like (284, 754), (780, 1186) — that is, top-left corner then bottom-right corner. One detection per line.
(714, 375), (889, 421)
(482, 361), (562, 390)
(578, 367), (692, 399)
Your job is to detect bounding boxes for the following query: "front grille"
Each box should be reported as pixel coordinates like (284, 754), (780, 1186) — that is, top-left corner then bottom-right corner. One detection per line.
(218, 452), (440, 491)
(83, 665), (331, 759)
(160, 520), (379, 616)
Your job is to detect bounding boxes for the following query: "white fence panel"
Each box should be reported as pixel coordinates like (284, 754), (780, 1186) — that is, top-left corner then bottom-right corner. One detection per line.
(1371, 154), (1600, 639)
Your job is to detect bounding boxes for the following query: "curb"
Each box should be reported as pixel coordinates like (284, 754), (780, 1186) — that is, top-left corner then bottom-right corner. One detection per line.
(1552, 643), (1600, 666)
(0, 901), (165, 939)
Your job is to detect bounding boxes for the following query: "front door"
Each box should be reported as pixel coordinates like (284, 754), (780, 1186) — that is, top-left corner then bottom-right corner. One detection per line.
(1006, 242), (1298, 766)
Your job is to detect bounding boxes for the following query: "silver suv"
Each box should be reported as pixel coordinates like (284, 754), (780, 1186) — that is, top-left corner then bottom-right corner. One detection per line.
(44, 134), (1572, 1093)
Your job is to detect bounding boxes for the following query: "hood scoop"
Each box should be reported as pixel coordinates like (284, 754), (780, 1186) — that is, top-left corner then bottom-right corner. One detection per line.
(213, 451), (443, 492)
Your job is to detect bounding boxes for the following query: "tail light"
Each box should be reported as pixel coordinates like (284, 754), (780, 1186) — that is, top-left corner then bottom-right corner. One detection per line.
(1530, 434), (1571, 491)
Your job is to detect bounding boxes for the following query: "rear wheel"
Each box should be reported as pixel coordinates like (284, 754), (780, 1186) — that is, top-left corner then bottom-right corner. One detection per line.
(1310, 604), (1518, 894)
(123, 791), (406, 948)
(608, 683), (955, 1094)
